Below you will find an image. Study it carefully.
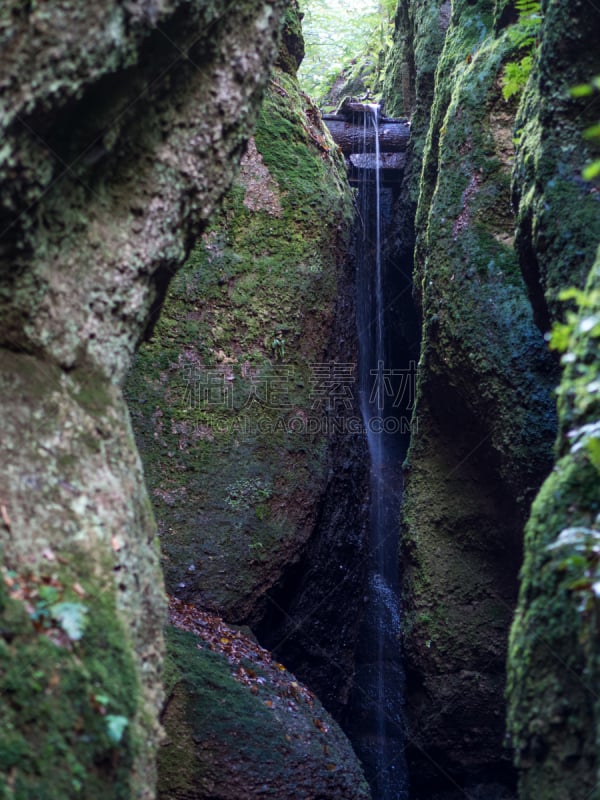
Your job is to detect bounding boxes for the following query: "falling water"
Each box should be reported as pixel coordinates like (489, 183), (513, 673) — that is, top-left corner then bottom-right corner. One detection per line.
(351, 104), (408, 800)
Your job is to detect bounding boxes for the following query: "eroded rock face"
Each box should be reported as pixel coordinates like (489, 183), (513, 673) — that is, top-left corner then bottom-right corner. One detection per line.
(0, 1), (284, 796)
(386, 2), (557, 796)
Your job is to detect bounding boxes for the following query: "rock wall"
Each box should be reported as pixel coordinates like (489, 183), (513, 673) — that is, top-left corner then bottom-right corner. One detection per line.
(383, 1), (559, 796)
(125, 2), (372, 790)
(0, 1), (284, 796)
(506, 1), (600, 797)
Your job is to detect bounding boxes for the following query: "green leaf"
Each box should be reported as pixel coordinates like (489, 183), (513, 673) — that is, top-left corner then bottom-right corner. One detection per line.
(585, 437), (600, 473)
(94, 693), (110, 708)
(558, 287), (587, 304)
(583, 160), (600, 181)
(50, 601), (88, 641)
(515, 0), (541, 13)
(38, 585), (59, 604)
(548, 322), (571, 352)
(571, 83), (595, 98)
(106, 715), (129, 744)
(583, 123), (600, 140)
(502, 55), (533, 100)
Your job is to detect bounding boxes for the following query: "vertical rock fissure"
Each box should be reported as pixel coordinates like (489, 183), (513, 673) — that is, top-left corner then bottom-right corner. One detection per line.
(348, 104), (410, 800)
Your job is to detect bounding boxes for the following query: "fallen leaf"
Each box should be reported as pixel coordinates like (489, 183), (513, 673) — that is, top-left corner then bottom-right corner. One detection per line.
(0, 504), (11, 530)
(313, 718), (328, 733)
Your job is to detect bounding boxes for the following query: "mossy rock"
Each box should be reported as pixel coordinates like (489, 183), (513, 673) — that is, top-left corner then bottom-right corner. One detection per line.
(0, 568), (139, 800)
(507, 247), (600, 800)
(397, 1), (556, 793)
(512, 0), (600, 330)
(125, 65), (354, 624)
(158, 625), (371, 799)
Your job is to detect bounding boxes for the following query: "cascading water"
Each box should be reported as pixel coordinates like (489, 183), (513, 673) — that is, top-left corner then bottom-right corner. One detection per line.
(350, 104), (409, 800)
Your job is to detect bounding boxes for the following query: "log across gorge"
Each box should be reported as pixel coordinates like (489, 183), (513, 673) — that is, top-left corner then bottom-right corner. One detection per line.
(322, 105), (409, 182)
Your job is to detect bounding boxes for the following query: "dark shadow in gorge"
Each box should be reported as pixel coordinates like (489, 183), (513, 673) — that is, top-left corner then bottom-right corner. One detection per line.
(255, 158), (421, 799)
(344, 153), (420, 800)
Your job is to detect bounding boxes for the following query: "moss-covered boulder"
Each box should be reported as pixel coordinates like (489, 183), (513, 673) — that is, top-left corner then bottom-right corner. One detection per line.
(390, 1), (557, 794)
(159, 604), (371, 799)
(0, 538), (141, 799)
(125, 3), (371, 722)
(125, 13), (359, 624)
(0, 1), (284, 796)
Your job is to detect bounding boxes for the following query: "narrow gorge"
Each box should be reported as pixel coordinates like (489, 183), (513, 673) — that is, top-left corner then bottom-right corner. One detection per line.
(0, 1), (599, 800)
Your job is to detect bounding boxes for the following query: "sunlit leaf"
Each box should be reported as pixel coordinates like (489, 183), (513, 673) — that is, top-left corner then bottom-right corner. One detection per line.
(106, 714), (129, 744)
(571, 83), (595, 97)
(548, 322), (571, 352)
(558, 287), (587, 303)
(585, 437), (600, 472)
(50, 601), (88, 641)
(583, 123), (600, 140)
(547, 526), (600, 551)
(94, 693), (110, 708)
(583, 160), (600, 181)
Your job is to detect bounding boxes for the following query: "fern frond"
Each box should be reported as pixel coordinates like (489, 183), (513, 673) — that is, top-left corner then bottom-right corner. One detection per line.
(502, 0), (542, 100)
(515, 0), (541, 14)
(502, 56), (533, 100)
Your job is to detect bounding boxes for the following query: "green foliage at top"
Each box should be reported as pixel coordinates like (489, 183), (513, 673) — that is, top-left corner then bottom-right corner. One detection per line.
(501, 0), (542, 101)
(298, 0), (397, 104)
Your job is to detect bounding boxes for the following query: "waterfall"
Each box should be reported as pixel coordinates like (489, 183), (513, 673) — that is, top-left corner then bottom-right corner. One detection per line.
(351, 104), (409, 800)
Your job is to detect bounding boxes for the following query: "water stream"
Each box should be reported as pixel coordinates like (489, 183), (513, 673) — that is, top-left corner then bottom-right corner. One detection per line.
(351, 104), (409, 800)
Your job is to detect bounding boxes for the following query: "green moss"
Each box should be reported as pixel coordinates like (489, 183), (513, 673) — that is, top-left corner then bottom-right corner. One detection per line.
(159, 627), (278, 786)
(125, 65), (353, 620)
(507, 249), (600, 799)
(0, 567), (140, 799)
(277, 0), (305, 76)
(158, 625), (371, 798)
(398, 2), (557, 787)
(511, 0), (600, 326)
